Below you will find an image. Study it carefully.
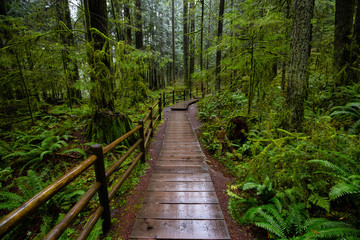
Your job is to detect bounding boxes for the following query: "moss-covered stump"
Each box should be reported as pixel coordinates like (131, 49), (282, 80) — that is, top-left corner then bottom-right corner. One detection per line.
(86, 110), (135, 144)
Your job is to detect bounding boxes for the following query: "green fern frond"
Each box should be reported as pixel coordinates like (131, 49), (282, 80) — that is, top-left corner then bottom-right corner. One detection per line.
(61, 148), (87, 158)
(40, 150), (53, 160)
(0, 191), (25, 210)
(308, 194), (330, 212)
(255, 221), (287, 239)
(329, 180), (360, 200)
(309, 159), (349, 179)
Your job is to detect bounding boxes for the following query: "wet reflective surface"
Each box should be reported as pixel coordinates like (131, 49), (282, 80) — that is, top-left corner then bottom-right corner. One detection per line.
(130, 110), (230, 239)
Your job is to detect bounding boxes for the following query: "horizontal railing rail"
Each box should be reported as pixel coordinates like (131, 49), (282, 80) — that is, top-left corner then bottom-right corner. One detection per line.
(0, 90), (198, 239)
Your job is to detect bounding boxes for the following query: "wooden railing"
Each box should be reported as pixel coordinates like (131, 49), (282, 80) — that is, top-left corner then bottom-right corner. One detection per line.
(160, 87), (208, 108)
(0, 90), (197, 239)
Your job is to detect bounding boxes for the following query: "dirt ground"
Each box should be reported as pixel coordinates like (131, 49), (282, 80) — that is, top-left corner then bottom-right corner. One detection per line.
(110, 103), (254, 240)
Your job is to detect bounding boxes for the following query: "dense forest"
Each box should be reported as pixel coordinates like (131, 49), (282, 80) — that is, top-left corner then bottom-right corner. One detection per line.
(1, 0), (360, 239)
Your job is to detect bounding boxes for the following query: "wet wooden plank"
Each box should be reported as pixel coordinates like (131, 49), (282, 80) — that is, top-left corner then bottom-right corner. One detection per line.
(148, 181), (215, 192)
(137, 204), (224, 220)
(143, 192), (219, 204)
(130, 219), (230, 239)
(151, 173), (211, 182)
(130, 108), (230, 239)
(154, 166), (208, 173)
(156, 160), (204, 166)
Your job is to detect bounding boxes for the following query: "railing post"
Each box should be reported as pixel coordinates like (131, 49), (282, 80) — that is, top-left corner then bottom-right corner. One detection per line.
(149, 106), (153, 137)
(91, 144), (111, 234)
(162, 92), (166, 108)
(138, 120), (146, 163)
(158, 97), (162, 121)
(172, 90), (175, 104)
(183, 90), (186, 101)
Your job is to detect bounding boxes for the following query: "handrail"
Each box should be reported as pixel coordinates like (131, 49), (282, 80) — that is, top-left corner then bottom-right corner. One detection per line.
(0, 90), (197, 239)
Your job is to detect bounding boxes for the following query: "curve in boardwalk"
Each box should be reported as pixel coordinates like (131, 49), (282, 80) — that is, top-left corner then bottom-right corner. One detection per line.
(130, 104), (230, 239)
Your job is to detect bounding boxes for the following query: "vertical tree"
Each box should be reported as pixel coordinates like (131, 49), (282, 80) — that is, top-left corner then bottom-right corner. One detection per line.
(110, 0), (121, 41)
(188, 0), (195, 90)
(171, 0), (176, 85)
(286, 0), (314, 129)
(124, 0), (132, 45)
(135, 0), (143, 49)
(56, 0), (81, 106)
(353, 0), (360, 74)
(215, 0), (225, 91)
(334, 0), (355, 86)
(183, 0), (189, 87)
(85, 0), (114, 111)
(206, 0), (212, 71)
(199, 0), (204, 92)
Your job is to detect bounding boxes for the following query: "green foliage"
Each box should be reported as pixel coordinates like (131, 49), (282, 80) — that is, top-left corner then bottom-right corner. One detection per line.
(331, 101), (360, 133)
(309, 158), (360, 204)
(242, 197), (360, 239)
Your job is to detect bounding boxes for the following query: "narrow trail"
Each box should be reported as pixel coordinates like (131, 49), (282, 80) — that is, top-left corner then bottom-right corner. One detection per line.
(130, 103), (230, 239)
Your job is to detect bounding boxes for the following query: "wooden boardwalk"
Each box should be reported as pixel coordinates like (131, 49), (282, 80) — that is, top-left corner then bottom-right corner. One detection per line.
(130, 105), (230, 239)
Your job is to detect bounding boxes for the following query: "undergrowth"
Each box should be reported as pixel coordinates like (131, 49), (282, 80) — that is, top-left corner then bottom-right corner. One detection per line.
(198, 88), (360, 239)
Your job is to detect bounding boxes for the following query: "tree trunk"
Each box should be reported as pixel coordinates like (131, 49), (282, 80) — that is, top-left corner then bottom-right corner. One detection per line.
(56, 0), (82, 103)
(215, 0), (225, 91)
(334, 0), (355, 86)
(172, 0), (176, 85)
(200, 0), (204, 93)
(286, 0), (314, 130)
(86, 0), (115, 111)
(110, 0), (121, 41)
(183, 0), (189, 87)
(124, 0), (132, 45)
(188, 1), (195, 90)
(0, 0), (6, 15)
(135, 0), (143, 49)
(353, 0), (360, 76)
(206, 0), (212, 71)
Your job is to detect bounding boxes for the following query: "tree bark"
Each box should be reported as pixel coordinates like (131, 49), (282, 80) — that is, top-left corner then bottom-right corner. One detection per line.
(188, 1), (195, 90)
(56, 0), (82, 102)
(86, 0), (115, 111)
(334, 0), (355, 86)
(200, 0), (204, 93)
(124, 0), (132, 45)
(183, 0), (189, 87)
(286, 0), (314, 130)
(353, 0), (360, 73)
(215, 0), (225, 91)
(135, 0), (143, 49)
(110, 0), (121, 41)
(172, 0), (176, 85)
(0, 0), (6, 15)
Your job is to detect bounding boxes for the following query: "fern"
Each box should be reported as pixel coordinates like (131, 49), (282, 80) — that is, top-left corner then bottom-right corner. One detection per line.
(297, 218), (360, 240)
(329, 178), (360, 200)
(308, 194), (330, 212)
(0, 191), (25, 210)
(310, 159), (360, 203)
(61, 148), (87, 158)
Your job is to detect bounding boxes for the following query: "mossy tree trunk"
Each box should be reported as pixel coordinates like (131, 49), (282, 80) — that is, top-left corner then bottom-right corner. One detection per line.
(85, 0), (133, 144)
(286, 0), (314, 130)
(85, 0), (115, 112)
(334, 0), (355, 87)
(135, 0), (143, 50)
(183, 0), (189, 88)
(56, 0), (82, 107)
(215, 0), (225, 91)
(188, 1), (195, 90)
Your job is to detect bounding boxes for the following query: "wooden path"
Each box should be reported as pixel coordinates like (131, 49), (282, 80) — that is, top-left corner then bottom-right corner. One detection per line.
(130, 102), (230, 239)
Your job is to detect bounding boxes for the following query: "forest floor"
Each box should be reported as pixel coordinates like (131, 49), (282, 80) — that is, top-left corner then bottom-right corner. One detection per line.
(109, 103), (254, 240)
